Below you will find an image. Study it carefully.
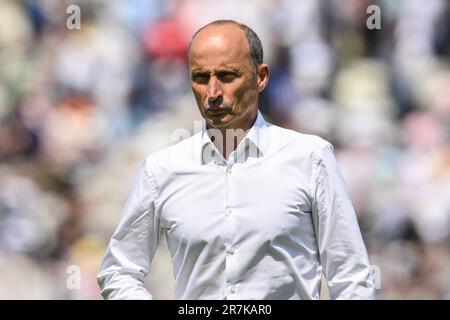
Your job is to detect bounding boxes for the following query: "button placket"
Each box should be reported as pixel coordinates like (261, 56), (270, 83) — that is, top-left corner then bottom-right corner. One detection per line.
(224, 154), (239, 295)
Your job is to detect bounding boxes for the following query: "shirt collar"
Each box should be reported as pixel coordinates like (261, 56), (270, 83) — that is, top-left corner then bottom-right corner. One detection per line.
(199, 110), (268, 165)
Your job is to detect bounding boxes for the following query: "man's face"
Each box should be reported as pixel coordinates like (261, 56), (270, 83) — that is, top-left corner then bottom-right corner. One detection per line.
(189, 24), (268, 131)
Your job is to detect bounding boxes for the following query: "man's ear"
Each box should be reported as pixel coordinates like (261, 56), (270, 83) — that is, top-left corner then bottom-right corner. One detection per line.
(257, 64), (270, 92)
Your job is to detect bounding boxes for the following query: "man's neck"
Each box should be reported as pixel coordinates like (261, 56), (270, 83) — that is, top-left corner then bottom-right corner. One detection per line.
(208, 113), (258, 160)
(219, 128), (248, 160)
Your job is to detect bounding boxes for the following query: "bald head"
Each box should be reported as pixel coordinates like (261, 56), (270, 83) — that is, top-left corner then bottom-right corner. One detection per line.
(188, 20), (270, 135)
(189, 20), (263, 70)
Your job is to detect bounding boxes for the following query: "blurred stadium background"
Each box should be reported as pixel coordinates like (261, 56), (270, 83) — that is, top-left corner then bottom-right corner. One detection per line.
(0, 0), (449, 299)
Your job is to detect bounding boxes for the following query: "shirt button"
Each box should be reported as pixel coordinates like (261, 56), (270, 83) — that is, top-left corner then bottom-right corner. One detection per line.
(226, 167), (232, 174)
(227, 245), (236, 255)
(226, 208), (232, 216)
(230, 286), (236, 294)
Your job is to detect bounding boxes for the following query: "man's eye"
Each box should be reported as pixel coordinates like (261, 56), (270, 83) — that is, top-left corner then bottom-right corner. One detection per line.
(218, 73), (237, 82)
(192, 74), (209, 84)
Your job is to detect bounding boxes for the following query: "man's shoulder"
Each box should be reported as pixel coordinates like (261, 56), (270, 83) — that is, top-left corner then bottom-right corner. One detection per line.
(266, 122), (332, 155)
(144, 132), (201, 167)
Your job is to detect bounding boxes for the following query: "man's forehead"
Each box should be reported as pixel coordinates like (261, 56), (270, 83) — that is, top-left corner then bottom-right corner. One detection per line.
(204, 35), (222, 46)
(191, 23), (247, 49)
(190, 26), (251, 68)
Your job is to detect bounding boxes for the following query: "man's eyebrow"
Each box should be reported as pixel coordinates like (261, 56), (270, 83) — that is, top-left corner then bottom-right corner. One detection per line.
(190, 68), (242, 78)
(216, 69), (241, 75)
(191, 69), (209, 75)
(191, 68), (242, 73)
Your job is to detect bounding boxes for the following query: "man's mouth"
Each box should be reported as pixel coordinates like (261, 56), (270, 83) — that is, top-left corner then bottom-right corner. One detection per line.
(205, 108), (227, 117)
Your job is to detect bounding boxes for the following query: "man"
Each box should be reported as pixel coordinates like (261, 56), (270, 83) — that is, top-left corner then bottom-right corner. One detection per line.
(97, 20), (376, 300)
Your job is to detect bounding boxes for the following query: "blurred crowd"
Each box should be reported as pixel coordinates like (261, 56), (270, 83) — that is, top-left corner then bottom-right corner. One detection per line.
(0, 0), (449, 299)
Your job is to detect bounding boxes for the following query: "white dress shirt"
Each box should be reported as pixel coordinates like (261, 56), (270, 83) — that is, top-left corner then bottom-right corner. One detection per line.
(97, 110), (376, 300)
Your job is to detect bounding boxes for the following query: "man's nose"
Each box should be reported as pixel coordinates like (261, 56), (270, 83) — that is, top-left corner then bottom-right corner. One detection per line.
(206, 76), (223, 103)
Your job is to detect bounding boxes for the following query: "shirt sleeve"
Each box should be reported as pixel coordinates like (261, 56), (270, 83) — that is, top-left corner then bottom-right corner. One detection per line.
(311, 142), (376, 299)
(97, 159), (161, 300)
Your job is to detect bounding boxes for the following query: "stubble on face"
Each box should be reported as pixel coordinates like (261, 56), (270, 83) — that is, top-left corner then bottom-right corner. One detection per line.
(189, 23), (260, 134)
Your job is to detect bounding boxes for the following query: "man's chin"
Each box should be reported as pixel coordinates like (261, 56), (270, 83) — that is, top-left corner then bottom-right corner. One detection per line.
(206, 115), (233, 129)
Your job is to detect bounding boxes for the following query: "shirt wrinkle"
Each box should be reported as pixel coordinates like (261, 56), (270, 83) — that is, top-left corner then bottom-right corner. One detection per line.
(98, 110), (376, 300)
